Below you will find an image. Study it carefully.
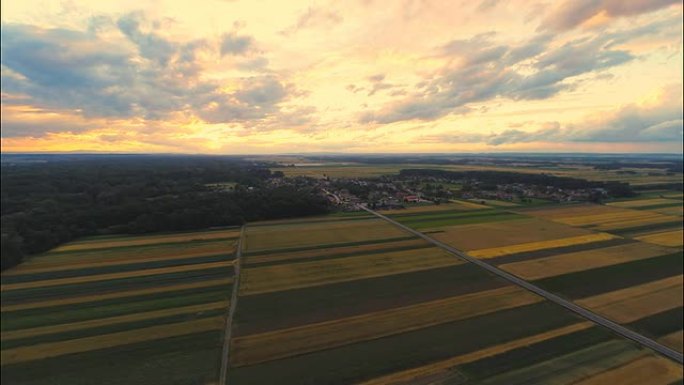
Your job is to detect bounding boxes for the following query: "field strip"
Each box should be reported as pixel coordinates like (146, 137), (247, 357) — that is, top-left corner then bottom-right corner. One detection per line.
(239, 248), (461, 296)
(467, 233), (618, 259)
(0, 316), (225, 365)
(1, 301), (228, 341)
(659, 331), (683, 352)
(594, 216), (680, 231)
(1, 277), (232, 312)
(448, 199), (490, 209)
(53, 231), (240, 252)
(245, 239), (427, 265)
(554, 211), (661, 226)
(577, 275), (683, 323)
(362, 205), (684, 364)
(569, 356), (683, 385)
(356, 322), (593, 385)
(608, 198), (682, 208)
(2, 246), (235, 276)
(231, 286), (541, 366)
(499, 243), (674, 280)
(245, 222), (408, 253)
(9, 243), (235, 273)
(635, 229), (684, 247)
(1, 261), (232, 291)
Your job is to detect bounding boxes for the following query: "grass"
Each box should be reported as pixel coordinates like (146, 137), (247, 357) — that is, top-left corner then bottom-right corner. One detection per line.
(227, 302), (582, 385)
(468, 233), (618, 259)
(1, 266), (232, 302)
(231, 286), (540, 367)
(1, 254), (230, 284)
(243, 239), (431, 267)
(534, 252), (683, 299)
(2, 289), (230, 331)
(239, 247), (461, 295)
(627, 307), (684, 339)
(458, 328), (627, 380)
(398, 212), (524, 230)
(1, 307), (227, 350)
(472, 339), (648, 385)
(234, 264), (506, 336)
(578, 275), (683, 323)
(487, 238), (634, 265)
(499, 242), (674, 280)
(0, 331), (223, 385)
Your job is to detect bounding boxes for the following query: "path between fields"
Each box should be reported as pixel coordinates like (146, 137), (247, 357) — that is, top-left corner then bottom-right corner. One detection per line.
(219, 225), (245, 385)
(360, 205), (684, 364)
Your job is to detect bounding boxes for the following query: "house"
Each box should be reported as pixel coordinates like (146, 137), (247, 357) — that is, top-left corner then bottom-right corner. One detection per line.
(404, 195), (420, 203)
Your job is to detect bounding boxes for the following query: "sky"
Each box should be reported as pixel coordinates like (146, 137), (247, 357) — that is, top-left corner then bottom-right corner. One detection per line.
(1, 0), (682, 154)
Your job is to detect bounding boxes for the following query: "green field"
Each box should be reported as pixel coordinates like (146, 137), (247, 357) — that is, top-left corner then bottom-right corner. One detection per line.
(1, 229), (237, 384)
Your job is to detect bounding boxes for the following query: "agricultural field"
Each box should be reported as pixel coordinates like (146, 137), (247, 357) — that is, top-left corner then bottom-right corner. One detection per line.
(270, 162), (684, 186)
(227, 214), (682, 384)
(1, 228), (239, 385)
(394, 202), (683, 354)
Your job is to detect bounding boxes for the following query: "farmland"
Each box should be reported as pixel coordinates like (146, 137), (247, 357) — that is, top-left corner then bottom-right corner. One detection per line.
(1, 228), (239, 385)
(226, 214), (682, 384)
(2, 161), (682, 384)
(390, 199), (683, 355)
(271, 161), (684, 186)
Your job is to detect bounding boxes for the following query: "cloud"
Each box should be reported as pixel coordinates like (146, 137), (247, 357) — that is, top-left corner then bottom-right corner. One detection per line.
(540, 0), (680, 31)
(419, 85), (683, 145)
(220, 32), (253, 56)
(281, 6), (343, 35)
(1, 15), (298, 136)
(360, 27), (643, 124)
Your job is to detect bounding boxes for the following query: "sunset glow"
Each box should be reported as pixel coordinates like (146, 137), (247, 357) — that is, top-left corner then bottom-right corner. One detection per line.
(1, 0), (682, 153)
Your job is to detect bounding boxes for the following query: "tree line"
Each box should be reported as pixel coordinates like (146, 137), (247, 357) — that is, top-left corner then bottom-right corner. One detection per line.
(1, 155), (329, 270)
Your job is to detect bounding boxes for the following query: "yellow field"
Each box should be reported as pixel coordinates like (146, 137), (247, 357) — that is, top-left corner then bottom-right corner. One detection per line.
(552, 210), (667, 227)
(10, 241), (234, 273)
(2, 301), (228, 341)
(659, 330), (683, 352)
(231, 286), (541, 366)
(499, 242), (673, 280)
(635, 229), (684, 247)
(0, 316), (225, 365)
(272, 163), (684, 185)
(467, 233), (618, 259)
(433, 218), (592, 251)
(1, 260), (232, 291)
(245, 238), (428, 265)
(240, 248), (461, 295)
(592, 214), (680, 231)
(244, 219), (408, 252)
(2, 244), (236, 276)
(357, 322), (593, 385)
(577, 275), (683, 323)
(650, 206), (684, 216)
(571, 356), (683, 385)
(516, 203), (619, 219)
(1, 277), (233, 312)
(607, 198), (681, 208)
(52, 229), (240, 252)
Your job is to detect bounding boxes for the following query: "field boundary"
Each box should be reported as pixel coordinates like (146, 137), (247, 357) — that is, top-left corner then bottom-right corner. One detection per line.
(219, 225), (245, 385)
(360, 205), (684, 364)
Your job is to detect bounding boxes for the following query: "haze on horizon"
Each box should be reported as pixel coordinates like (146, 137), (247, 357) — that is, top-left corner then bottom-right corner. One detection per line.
(1, 0), (683, 154)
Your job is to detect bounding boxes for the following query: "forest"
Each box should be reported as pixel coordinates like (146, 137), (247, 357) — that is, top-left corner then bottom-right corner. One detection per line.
(1, 155), (329, 270)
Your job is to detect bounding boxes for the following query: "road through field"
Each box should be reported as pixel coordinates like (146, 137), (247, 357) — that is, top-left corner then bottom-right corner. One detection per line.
(360, 205), (684, 364)
(220, 226), (244, 385)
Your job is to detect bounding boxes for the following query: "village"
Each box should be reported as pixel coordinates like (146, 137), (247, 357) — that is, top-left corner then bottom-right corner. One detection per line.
(302, 173), (611, 211)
